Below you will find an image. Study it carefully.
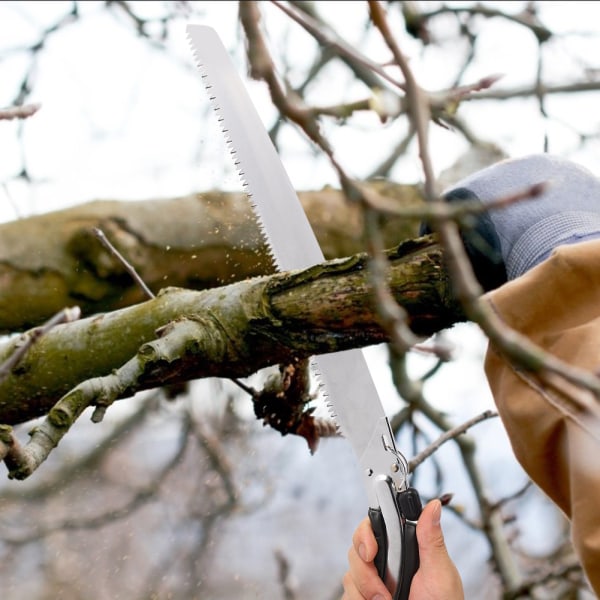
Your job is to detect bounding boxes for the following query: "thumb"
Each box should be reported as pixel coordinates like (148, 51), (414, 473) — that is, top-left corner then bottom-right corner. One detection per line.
(416, 499), (451, 567)
(411, 499), (464, 599)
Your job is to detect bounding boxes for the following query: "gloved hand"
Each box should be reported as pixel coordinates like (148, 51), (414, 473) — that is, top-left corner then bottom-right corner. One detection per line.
(422, 154), (600, 291)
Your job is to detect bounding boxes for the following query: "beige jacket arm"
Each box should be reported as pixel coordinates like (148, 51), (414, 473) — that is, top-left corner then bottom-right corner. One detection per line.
(484, 239), (600, 594)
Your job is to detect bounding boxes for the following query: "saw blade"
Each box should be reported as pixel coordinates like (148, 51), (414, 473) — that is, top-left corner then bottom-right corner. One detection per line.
(187, 24), (397, 492)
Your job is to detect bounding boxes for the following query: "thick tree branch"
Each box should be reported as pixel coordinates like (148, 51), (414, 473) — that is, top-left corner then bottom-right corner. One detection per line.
(0, 237), (457, 429)
(0, 184), (423, 332)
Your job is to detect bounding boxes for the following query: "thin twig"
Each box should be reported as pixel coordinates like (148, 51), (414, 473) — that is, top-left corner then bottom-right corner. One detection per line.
(504, 559), (585, 600)
(241, 2), (431, 355)
(370, 2), (600, 417)
(270, 0), (406, 91)
(2, 410), (192, 544)
(409, 409), (499, 471)
(231, 378), (256, 396)
(274, 549), (298, 600)
(389, 344), (522, 588)
(415, 3), (553, 43)
(364, 209), (421, 353)
(368, 0), (435, 199)
(93, 227), (155, 299)
(0, 103), (41, 121)
(0, 306), (80, 384)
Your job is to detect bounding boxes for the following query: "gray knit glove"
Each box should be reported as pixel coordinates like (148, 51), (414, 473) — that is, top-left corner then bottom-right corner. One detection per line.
(423, 154), (600, 291)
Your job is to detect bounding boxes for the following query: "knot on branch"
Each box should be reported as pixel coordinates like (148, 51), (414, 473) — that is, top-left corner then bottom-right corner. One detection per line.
(248, 358), (337, 454)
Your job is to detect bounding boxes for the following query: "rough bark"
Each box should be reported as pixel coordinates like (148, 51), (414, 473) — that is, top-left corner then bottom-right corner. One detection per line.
(0, 237), (462, 425)
(0, 182), (424, 332)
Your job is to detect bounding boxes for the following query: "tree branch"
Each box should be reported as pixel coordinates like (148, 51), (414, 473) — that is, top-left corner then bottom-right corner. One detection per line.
(0, 238), (456, 428)
(0, 185), (423, 332)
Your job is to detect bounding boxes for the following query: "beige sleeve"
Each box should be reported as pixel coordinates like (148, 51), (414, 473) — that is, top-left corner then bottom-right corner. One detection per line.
(483, 239), (600, 594)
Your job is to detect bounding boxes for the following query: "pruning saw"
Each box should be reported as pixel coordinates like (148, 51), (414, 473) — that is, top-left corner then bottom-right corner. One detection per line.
(186, 24), (422, 599)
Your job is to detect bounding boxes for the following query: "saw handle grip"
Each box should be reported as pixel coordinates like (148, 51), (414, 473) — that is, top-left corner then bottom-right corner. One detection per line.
(368, 487), (422, 600)
(398, 520), (419, 600)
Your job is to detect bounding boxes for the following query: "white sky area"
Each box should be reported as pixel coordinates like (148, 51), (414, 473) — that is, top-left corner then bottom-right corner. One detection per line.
(1, 2), (600, 597)
(2, 1), (600, 217)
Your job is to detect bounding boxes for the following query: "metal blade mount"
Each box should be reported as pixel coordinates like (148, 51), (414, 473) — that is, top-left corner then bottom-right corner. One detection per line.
(186, 25), (407, 497)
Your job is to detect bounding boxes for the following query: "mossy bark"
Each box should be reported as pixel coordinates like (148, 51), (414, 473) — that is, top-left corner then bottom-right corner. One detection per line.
(0, 238), (463, 425)
(0, 182), (424, 332)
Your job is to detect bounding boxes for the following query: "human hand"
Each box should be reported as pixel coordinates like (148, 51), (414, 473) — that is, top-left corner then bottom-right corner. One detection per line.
(342, 499), (464, 600)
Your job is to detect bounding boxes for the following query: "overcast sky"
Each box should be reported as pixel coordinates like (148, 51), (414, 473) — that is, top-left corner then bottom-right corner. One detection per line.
(3, 1), (600, 219)
(2, 2), (600, 597)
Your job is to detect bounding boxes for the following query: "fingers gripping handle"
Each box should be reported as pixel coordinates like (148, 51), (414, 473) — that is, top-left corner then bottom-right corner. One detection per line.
(369, 507), (389, 578)
(368, 510), (420, 600)
(368, 487), (422, 600)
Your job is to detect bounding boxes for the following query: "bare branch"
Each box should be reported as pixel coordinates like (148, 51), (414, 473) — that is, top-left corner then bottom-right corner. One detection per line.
(1, 408), (192, 544)
(388, 350), (523, 588)
(409, 409), (499, 471)
(274, 549), (298, 600)
(271, 0), (406, 91)
(0, 103), (41, 121)
(93, 227), (155, 300)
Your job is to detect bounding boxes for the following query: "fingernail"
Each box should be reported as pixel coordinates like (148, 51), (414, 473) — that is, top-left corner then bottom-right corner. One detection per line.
(439, 492), (454, 506)
(372, 595), (386, 600)
(358, 542), (368, 561)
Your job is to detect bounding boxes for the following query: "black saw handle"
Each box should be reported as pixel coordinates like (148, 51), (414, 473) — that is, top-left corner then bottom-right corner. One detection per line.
(368, 487), (422, 600)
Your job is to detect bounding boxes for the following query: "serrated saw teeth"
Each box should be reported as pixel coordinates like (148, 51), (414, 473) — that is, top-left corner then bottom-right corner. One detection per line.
(187, 24), (389, 465)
